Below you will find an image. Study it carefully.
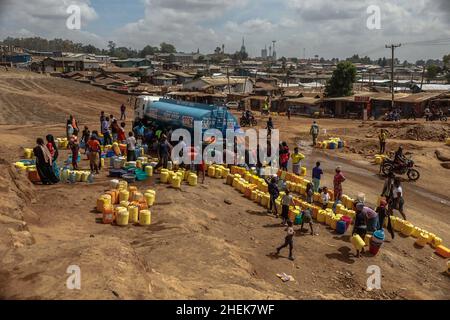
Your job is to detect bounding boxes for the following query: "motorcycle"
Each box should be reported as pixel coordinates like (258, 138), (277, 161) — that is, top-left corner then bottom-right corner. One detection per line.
(425, 113), (447, 122)
(240, 116), (257, 127)
(381, 158), (420, 181)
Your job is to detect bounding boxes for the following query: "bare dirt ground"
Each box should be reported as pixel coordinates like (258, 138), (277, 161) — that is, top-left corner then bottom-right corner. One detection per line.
(0, 69), (448, 300)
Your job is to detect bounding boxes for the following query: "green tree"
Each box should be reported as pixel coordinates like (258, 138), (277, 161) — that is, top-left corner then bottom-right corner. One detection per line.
(426, 64), (441, 80)
(325, 61), (357, 97)
(139, 45), (159, 58)
(159, 42), (176, 53)
(107, 41), (116, 55)
(443, 54), (450, 83)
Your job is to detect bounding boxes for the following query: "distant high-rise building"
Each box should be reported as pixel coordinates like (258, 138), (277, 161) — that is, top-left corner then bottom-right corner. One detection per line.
(240, 37), (246, 54)
(222, 44), (225, 54)
(272, 40), (277, 61)
(261, 45), (267, 60)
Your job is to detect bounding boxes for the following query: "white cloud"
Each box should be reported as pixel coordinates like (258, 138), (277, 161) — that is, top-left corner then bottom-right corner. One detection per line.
(0, 0), (102, 46)
(0, 0), (449, 60)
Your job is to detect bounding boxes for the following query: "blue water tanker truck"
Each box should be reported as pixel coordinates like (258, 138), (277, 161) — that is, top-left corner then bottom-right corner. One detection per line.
(134, 96), (240, 135)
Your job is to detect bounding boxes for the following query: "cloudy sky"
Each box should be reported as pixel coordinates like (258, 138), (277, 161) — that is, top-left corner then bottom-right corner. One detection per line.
(1, 0), (449, 61)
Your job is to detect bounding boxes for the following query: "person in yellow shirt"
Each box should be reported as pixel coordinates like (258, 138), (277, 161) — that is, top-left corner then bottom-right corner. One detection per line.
(291, 147), (305, 175)
(378, 129), (388, 154)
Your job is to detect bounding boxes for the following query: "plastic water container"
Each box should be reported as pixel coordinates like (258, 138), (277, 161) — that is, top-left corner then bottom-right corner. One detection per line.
(116, 207), (129, 226)
(102, 205), (114, 224)
(188, 173), (198, 186)
(144, 192), (155, 206)
(145, 165), (153, 177)
(401, 222), (415, 237)
(336, 221), (347, 234)
(172, 176), (182, 189)
(139, 210), (151, 226)
(369, 230), (385, 255)
(160, 171), (169, 183)
(340, 216), (352, 229)
(128, 206), (139, 224)
(119, 190), (130, 203)
(351, 234), (365, 251)
(97, 195), (112, 213)
(415, 233), (430, 247)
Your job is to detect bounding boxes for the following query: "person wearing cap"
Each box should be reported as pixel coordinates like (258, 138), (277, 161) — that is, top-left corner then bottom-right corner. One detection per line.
(333, 166), (346, 202)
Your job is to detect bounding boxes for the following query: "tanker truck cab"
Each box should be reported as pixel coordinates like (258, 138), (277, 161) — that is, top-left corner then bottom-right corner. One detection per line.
(134, 95), (163, 124)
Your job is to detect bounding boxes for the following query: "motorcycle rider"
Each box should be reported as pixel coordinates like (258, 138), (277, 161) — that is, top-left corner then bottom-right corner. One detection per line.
(393, 146), (407, 169)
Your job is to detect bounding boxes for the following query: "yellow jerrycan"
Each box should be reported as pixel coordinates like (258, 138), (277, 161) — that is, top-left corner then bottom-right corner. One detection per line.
(116, 207), (129, 227)
(160, 171), (169, 183)
(144, 192), (155, 206)
(351, 234), (366, 251)
(119, 190), (130, 203)
(139, 210), (151, 226)
(172, 176), (182, 189)
(128, 206), (139, 224)
(188, 173), (198, 186)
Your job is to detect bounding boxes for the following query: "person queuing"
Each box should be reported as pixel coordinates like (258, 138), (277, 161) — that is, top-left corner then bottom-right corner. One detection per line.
(291, 147), (305, 176)
(33, 138), (59, 185)
(279, 142), (290, 172)
(312, 162), (323, 193)
(80, 126), (90, 155)
(321, 186), (330, 209)
(305, 182), (314, 204)
(46, 134), (59, 179)
(281, 190), (294, 226)
(111, 119), (120, 142)
(117, 122), (126, 143)
(276, 220), (295, 261)
(157, 135), (172, 170)
(333, 166), (346, 202)
(91, 130), (103, 170)
(68, 129), (80, 170)
(268, 177), (280, 217)
(310, 121), (319, 146)
(376, 199), (395, 239)
(101, 116), (112, 146)
(87, 135), (101, 174)
(126, 132), (137, 162)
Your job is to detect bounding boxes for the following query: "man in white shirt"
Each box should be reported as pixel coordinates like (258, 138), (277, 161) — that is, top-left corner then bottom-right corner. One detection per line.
(391, 178), (406, 220)
(126, 132), (137, 162)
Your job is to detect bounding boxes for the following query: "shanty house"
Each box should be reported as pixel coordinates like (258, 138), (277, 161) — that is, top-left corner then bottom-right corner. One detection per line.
(183, 76), (253, 94)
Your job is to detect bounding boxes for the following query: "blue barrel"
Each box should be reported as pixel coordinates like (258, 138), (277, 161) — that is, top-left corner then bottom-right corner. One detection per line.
(328, 142), (337, 150)
(294, 214), (303, 225)
(336, 220), (347, 234)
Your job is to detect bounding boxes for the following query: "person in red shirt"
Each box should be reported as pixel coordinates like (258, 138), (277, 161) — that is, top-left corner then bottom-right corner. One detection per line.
(333, 166), (346, 201)
(87, 136), (101, 174)
(117, 122), (126, 142)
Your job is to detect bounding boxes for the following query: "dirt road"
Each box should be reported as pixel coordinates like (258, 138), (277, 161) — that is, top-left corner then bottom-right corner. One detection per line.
(0, 69), (448, 300)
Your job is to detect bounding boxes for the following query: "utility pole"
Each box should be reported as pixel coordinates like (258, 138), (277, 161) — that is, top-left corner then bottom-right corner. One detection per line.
(385, 43), (401, 109)
(226, 66), (231, 95)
